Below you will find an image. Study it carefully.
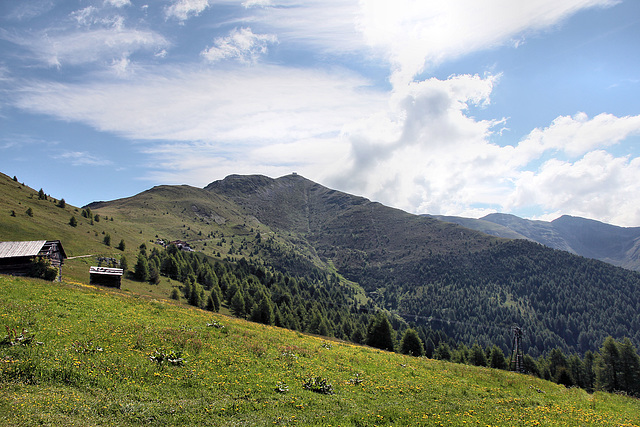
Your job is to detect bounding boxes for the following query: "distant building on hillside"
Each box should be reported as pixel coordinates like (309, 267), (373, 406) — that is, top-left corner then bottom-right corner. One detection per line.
(169, 240), (194, 251)
(0, 240), (67, 280)
(89, 266), (123, 289)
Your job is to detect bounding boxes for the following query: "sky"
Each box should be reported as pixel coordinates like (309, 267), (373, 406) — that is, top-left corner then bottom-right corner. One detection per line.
(1, 0), (640, 226)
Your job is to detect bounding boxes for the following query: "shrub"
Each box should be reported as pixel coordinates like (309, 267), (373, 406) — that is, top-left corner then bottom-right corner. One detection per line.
(303, 376), (335, 395)
(1, 326), (37, 346)
(28, 258), (58, 281)
(149, 349), (185, 367)
(275, 382), (289, 393)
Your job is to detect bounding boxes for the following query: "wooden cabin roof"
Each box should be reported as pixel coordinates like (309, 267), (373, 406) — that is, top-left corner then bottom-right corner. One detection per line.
(0, 240), (66, 259)
(0, 240), (48, 258)
(89, 266), (123, 276)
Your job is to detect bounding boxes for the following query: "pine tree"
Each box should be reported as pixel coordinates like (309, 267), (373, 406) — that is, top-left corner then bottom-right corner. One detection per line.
(596, 336), (621, 392)
(618, 338), (640, 396)
(548, 348), (568, 380)
(434, 343), (452, 361)
(189, 282), (204, 308)
(69, 216), (78, 227)
(103, 233), (111, 246)
(206, 290), (220, 312)
(366, 313), (394, 352)
(133, 253), (149, 282)
(424, 338), (435, 358)
(148, 264), (160, 284)
(230, 290), (245, 318)
(257, 296), (274, 325)
(117, 239), (126, 251)
(489, 345), (507, 370)
(582, 351), (596, 392)
(469, 342), (487, 366)
(399, 329), (424, 356)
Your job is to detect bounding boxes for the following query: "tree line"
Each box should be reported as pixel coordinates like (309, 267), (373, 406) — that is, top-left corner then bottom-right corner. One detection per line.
(338, 239), (640, 358)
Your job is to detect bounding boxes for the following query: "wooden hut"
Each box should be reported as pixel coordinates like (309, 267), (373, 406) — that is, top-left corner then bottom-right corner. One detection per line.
(89, 266), (123, 289)
(0, 240), (66, 279)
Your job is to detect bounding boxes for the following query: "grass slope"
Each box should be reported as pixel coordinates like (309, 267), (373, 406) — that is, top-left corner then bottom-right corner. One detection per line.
(1, 275), (639, 426)
(0, 172), (163, 286)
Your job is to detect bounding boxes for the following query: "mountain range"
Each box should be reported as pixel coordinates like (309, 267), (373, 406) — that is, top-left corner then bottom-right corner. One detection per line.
(427, 213), (640, 272)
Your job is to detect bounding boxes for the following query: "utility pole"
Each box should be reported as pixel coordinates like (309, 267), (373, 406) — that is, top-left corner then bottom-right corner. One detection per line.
(509, 326), (524, 373)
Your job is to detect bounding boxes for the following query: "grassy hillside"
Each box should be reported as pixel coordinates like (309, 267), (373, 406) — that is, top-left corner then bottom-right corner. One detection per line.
(0, 172), (164, 288)
(1, 275), (639, 426)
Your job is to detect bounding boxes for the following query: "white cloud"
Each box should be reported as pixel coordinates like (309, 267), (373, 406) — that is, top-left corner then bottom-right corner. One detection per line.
(242, 0), (273, 8)
(201, 27), (277, 63)
(509, 151), (640, 226)
(54, 151), (113, 166)
(105, 0), (131, 7)
(232, 0), (365, 54)
(212, 1), (618, 83)
(515, 112), (640, 160)
(357, 0), (619, 84)
(322, 72), (640, 226)
(70, 6), (125, 29)
(110, 56), (131, 75)
(328, 74), (505, 215)
(165, 0), (211, 21)
(4, 0), (55, 21)
(4, 27), (168, 68)
(14, 64), (384, 144)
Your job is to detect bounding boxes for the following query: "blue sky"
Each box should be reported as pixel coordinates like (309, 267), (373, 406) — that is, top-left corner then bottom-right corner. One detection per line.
(1, 0), (639, 226)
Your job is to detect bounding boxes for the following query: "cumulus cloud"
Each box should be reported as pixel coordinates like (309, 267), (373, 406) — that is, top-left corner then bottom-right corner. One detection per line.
(328, 74), (505, 214)
(323, 71), (640, 226)
(515, 112), (640, 159)
(201, 27), (277, 64)
(509, 151), (640, 226)
(165, 0), (211, 21)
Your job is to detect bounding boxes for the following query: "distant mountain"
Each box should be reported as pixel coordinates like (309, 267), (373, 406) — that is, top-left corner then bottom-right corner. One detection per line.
(427, 213), (640, 271)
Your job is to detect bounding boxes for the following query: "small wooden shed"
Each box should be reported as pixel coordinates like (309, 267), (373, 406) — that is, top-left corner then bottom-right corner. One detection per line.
(89, 266), (123, 289)
(0, 240), (66, 279)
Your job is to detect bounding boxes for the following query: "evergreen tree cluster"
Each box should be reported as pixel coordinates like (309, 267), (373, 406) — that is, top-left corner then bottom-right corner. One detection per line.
(130, 243), (378, 341)
(342, 240), (640, 357)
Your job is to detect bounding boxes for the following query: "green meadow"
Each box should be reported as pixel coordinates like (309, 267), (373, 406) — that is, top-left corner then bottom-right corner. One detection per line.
(1, 276), (639, 426)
